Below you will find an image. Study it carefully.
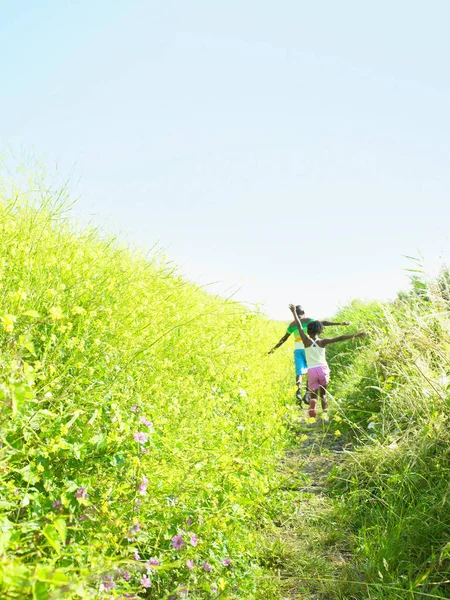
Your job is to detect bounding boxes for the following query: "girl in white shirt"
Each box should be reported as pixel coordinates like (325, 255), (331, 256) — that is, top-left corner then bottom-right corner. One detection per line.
(289, 304), (367, 419)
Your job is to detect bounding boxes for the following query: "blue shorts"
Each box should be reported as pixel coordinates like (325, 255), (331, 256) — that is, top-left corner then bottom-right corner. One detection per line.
(294, 349), (308, 376)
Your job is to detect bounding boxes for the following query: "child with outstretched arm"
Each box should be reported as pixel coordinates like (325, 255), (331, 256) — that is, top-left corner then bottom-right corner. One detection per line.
(268, 304), (349, 404)
(288, 304), (367, 420)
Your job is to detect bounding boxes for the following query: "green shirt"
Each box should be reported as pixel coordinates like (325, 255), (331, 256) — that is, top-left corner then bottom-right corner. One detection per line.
(286, 319), (314, 350)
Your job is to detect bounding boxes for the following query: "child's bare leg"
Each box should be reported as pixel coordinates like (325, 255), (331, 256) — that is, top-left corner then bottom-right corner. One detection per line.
(309, 390), (317, 418)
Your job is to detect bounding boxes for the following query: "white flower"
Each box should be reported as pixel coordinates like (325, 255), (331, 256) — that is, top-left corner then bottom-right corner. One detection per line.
(367, 422), (376, 430)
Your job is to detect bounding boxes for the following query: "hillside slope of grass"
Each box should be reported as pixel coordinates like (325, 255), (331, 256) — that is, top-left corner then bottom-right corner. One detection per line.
(0, 186), (294, 599)
(325, 270), (450, 598)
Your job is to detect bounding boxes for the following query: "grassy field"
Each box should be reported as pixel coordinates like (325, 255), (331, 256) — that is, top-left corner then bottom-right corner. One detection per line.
(323, 267), (450, 598)
(0, 179), (297, 599)
(1, 174), (449, 599)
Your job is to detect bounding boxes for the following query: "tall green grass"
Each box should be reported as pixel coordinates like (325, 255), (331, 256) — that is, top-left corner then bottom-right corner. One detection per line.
(326, 268), (450, 599)
(0, 180), (294, 599)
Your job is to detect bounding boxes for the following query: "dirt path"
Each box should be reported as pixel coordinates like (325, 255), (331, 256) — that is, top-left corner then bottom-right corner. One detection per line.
(261, 413), (357, 599)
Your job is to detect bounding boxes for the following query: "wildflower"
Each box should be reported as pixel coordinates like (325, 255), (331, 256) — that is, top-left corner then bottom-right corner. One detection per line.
(122, 571), (130, 581)
(79, 514), (88, 521)
(133, 523), (141, 533)
(140, 574), (152, 588)
(138, 476), (148, 495)
(130, 404), (138, 412)
(299, 434), (308, 442)
(171, 535), (185, 550)
(49, 306), (63, 321)
(190, 534), (198, 547)
(186, 559), (194, 570)
(238, 388), (247, 397)
(185, 518), (192, 526)
(202, 562), (212, 572)
(146, 558), (159, 570)
(222, 558), (232, 567)
(334, 430), (342, 438)
(134, 432), (148, 444)
(52, 500), (62, 511)
(141, 447), (149, 454)
(134, 551), (141, 561)
(45, 289), (56, 297)
(367, 421), (376, 430)
(334, 415), (342, 423)
(2, 314), (17, 333)
(140, 416), (153, 428)
(75, 487), (88, 499)
(102, 578), (115, 591)
(71, 306), (85, 315)
(308, 417), (316, 424)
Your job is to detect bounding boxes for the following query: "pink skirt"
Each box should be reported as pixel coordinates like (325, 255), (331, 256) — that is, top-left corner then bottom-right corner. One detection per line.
(307, 365), (330, 391)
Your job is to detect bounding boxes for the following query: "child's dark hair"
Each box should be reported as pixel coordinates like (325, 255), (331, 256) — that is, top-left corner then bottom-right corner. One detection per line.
(307, 320), (324, 336)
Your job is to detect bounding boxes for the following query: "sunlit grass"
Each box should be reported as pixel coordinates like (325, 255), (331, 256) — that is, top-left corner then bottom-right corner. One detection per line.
(0, 176), (294, 599)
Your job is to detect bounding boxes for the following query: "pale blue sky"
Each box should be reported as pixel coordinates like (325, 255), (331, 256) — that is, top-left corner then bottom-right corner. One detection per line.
(1, 1), (449, 319)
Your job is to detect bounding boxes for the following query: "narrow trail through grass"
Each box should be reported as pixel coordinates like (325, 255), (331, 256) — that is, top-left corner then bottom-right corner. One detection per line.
(262, 411), (358, 600)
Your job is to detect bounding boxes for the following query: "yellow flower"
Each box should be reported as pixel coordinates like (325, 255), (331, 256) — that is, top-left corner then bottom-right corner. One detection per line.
(45, 289), (56, 297)
(308, 417), (316, 424)
(71, 306), (86, 315)
(334, 430), (342, 438)
(49, 306), (63, 321)
(300, 434), (308, 442)
(333, 415), (342, 422)
(2, 314), (17, 333)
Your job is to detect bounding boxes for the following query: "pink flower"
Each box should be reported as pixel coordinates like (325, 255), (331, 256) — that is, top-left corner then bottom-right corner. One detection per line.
(133, 523), (141, 533)
(134, 432), (148, 444)
(138, 476), (149, 495)
(186, 559), (194, 570)
(140, 416), (153, 428)
(171, 535), (185, 550)
(133, 551), (141, 561)
(122, 571), (130, 581)
(141, 447), (149, 454)
(222, 558), (232, 567)
(75, 487), (88, 499)
(190, 534), (198, 547)
(52, 500), (62, 511)
(146, 558), (159, 570)
(130, 404), (138, 412)
(185, 518), (192, 526)
(140, 574), (152, 588)
(202, 562), (212, 572)
(102, 578), (115, 591)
